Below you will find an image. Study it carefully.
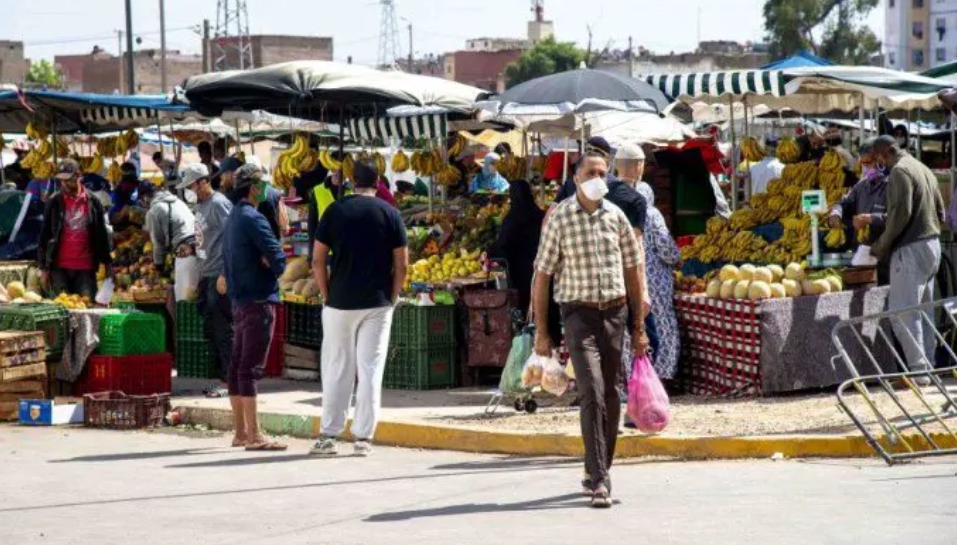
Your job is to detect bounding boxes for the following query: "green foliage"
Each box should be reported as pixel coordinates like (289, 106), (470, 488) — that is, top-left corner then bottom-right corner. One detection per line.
(504, 37), (585, 89)
(25, 60), (63, 88)
(763, 0), (880, 64)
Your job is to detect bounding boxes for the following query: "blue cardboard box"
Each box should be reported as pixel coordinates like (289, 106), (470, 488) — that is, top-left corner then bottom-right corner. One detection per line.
(18, 398), (84, 426)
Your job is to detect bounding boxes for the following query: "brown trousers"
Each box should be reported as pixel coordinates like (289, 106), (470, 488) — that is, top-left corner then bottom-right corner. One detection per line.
(561, 302), (627, 486)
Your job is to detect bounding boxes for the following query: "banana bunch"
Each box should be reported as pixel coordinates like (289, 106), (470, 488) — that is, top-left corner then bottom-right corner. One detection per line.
(391, 150), (410, 173)
(819, 149), (846, 173)
(31, 161), (57, 179)
(817, 170), (844, 193)
(96, 136), (122, 157)
(729, 208), (760, 231)
(106, 162), (122, 184)
(433, 164), (462, 186)
(857, 224), (871, 244)
(372, 152), (387, 175)
(706, 216), (729, 235)
(448, 134), (466, 157)
(497, 155), (526, 180)
(318, 149), (342, 171)
(410, 148), (443, 177)
(54, 136), (71, 158)
(824, 227), (846, 249)
(0, 133), (4, 149)
(271, 133), (311, 190)
(826, 189), (845, 208)
(741, 137), (766, 162)
(297, 149), (321, 173)
(781, 162), (818, 189)
(342, 153), (356, 181)
(26, 122), (49, 140)
(776, 137), (801, 164)
(78, 154), (105, 175)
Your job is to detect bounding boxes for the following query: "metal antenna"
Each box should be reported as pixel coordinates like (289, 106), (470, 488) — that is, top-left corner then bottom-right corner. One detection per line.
(213, 0), (253, 71)
(377, 0), (400, 68)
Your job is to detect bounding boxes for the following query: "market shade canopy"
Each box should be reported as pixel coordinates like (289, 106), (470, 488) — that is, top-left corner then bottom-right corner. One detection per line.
(0, 89), (188, 133)
(181, 60), (489, 120)
(480, 68), (670, 117)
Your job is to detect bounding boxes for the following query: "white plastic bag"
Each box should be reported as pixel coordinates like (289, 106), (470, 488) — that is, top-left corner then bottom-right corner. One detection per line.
(174, 256), (200, 302)
(521, 353), (545, 387)
(540, 355), (569, 396)
(95, 278), (114, 307)
(851, 245), (878, 267)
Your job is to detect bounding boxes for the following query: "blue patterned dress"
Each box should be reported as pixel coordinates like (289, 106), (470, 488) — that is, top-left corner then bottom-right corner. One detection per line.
(635, 183), (681, 379)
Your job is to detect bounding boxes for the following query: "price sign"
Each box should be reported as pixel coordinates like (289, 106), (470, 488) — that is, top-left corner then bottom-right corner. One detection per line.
(801, 190), (827, 214)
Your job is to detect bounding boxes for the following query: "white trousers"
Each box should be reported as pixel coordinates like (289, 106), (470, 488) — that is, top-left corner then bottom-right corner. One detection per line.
(320, 305), (395, 440)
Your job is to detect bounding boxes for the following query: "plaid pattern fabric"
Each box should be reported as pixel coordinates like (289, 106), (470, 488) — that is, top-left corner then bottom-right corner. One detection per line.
(535, 198), (641, 304)
(674, 294), (762, 396)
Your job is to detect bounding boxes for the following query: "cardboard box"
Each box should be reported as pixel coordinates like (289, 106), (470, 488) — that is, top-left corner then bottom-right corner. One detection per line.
(18, 397), (84, 426)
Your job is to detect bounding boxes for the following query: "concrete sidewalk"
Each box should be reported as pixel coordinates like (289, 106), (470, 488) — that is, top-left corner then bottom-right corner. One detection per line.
(172, 378), (957, 460)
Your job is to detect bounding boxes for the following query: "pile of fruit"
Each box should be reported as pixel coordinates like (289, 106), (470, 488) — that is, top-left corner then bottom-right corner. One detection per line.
(700, 262), (844, 301)
(52, 293), (91, 310)
(408, 250), (484, 286)
(279, 257), (321, 304)
(682, 149), (850, 265)
(0, 281), (44, 304)
(111, 229), (170, 297)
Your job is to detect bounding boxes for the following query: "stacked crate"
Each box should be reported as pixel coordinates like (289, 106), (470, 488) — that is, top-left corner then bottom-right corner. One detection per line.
(73, 312), (172, 396)
(283, 302), (322, 381)
(175, 302), (216, 379)
(0, 331), (48, 421)
(385, 305), (457, 390)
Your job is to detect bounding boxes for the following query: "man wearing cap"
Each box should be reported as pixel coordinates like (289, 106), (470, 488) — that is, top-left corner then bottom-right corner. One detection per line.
(311, 160), (408, 457)
(221, 164), (287, 450)
(213, 156), (243, 199)
(109, 162), (143, 230)
(748, 136), (785, 196)
(245, 156), (288, 240)
(178, 163), (235, 395)
(38, 159), (112, 298)
(469, 152), (510, 193)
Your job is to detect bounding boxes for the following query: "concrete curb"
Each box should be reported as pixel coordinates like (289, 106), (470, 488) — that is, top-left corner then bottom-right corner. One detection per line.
(177, 406), (957, 460)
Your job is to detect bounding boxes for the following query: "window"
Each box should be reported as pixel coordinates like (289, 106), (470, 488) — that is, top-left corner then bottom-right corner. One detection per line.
(937, 47), (947, 62)
(914, 49), (925, 66)
(914, 21), (924, 40)
(914, 0), (924, 7)
(889, 0), (894, 6)
(889, 51), (897, 65)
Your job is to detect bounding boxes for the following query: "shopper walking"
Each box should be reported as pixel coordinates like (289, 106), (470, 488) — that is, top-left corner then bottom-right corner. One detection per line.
(532, 152), (646, 508)
(38, 159), (112, 298)
(177, 164), (234, 396)
(222, 165), (287, 451)
(311, 160), (408, 457)
(870, 136), (946, 382)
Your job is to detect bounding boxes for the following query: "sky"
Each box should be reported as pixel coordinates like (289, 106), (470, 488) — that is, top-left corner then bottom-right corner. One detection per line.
(1, 0), (885, 67)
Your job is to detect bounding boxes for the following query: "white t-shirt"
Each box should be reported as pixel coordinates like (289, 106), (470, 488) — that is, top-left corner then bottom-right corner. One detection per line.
(748, 157), (785, 196)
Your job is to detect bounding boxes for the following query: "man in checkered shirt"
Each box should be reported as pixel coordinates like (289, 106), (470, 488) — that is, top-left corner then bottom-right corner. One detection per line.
(532, 151), (647, 509)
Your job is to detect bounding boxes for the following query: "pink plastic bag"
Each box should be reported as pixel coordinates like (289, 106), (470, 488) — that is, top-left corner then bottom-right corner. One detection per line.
(626, 355), (671, 433)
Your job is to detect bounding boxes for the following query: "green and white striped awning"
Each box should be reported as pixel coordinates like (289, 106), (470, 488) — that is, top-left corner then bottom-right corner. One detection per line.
(644, 70), (788, 100)
(348, 113), (448, 144)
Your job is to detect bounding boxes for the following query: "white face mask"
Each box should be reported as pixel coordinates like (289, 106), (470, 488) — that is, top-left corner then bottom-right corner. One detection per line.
(183, 188), (198, 204)
(580, 177), (608, 202)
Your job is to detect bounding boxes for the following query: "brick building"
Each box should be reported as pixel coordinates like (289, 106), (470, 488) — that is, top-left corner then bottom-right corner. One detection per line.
(82, 49), (203, 94)
(55, 46), (111, 91)
(207, 35), (333, 70)
(0, 41), (28, 84)
(443, 49), (524, 93)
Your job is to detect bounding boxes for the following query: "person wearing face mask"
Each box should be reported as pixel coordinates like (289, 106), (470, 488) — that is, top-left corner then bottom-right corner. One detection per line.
(827, 139), (890, 285)
(532, 152), (647, 509)
(469, 152), (510, 194)
(176, 162), (235, 397)
(37, 159), (112, 298)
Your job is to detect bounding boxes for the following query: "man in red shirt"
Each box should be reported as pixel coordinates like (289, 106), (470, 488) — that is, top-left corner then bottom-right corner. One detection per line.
(38, 160), (112, 298)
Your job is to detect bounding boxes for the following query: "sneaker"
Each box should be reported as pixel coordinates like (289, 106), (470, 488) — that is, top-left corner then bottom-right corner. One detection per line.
(354, 439), (373, 457)
(309, 436), (338, 456)
(913, 376), (933, 388)
(581, 474), (594, 496)
(591, 484), (612, 508)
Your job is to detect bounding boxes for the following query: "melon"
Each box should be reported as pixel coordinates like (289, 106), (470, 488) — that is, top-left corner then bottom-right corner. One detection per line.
(813, 279), (833, 295)
(802, 279), (818, 295)
(826, 275), (843, 293)
(769, 283), (787, 299)
(706, 279), (722, 298)
(781, 278), (802, 297)
(719, 279), (736, 299)
(22, 291), (42, 303)
(719, 264), (740, 282)
(6, 281), (25, 299)
(301, 279), (320, 298)
(25, 268), (42, 292)
(785, 262), (805, 281)
(281, 258), (310, 282)
(738, 264), (756, 282)
(733, 280), (751, 300)
(748, 281), (772, 301)
(291, 279), (308, 295)
(768, 264), (785, 282)
(753, 267), (774, 284)
(10, 297), (25, 304)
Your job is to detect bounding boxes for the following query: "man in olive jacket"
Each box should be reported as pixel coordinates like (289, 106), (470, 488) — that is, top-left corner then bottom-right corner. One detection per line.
(871, 136), (946, 380)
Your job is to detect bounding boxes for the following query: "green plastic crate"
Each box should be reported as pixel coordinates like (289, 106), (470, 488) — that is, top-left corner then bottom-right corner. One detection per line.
(175, 339), (217, 379)
(285, 302), (322, 350)
(97, 312), (166, 356)
(175, 301), (205, 342)
(111, 300), (136, 311)
(390, 304), (456, 348)
(0, 304), (69, 362)
(384, 343), (456, 390)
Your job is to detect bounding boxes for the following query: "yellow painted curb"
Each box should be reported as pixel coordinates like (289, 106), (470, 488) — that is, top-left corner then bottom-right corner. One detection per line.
(176, 406), (957, 460)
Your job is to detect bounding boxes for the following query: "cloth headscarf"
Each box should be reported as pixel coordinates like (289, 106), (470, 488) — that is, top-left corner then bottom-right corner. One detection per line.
(505, 180), (544, 229)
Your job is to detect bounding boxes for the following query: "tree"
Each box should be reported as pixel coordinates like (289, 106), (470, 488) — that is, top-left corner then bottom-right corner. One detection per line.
(504, 37), (585, 89)
(25, 60), (63, 88)
(763, 0), (880, 65)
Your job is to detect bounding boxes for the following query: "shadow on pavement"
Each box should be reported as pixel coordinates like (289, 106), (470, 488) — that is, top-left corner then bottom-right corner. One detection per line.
(430, 456), (577, 472)
(166, 453), (364, 468)
(364, 493), (585, 521)
(49, 448), (225, 463)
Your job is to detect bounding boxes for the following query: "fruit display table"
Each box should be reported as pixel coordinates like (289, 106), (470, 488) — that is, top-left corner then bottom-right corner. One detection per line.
(675, 285), (893, 396)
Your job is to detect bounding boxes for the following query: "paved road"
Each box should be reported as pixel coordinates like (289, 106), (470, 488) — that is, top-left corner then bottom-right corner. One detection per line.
(0, 426), (954, 545)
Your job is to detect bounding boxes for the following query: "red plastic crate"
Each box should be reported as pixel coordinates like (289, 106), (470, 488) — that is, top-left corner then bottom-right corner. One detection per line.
(264, 303), (286, 377)
(75, 353), (173, 396)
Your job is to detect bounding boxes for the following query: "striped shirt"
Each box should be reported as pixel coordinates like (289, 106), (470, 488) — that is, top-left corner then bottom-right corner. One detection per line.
(535, 197), (641, 304)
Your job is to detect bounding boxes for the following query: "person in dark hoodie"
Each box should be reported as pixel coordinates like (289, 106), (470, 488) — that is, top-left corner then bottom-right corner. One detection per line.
(140, 182), (196, 273)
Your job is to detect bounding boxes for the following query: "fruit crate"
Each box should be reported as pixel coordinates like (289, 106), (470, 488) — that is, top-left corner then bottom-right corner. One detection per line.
(285, 302), (322, 350)
(384, 343), (456, 390)
(83, 391), (170, 430)
(97, 312), (166, 356)
(175, 301), (205, 342)
(265, 303), (286, 377)
(75, 353), (172, 396)
(0, 304), (69, 362)
(391, 304), (456, 348)
(175, 339), (217, 379)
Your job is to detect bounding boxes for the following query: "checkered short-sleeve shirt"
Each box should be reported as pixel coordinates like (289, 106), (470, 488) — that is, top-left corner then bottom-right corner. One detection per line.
(535, 197), (641, 304)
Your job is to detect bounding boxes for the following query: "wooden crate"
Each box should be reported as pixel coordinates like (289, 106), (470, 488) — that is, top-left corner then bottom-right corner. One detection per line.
(285, 344), (319, 371)
(0, 362), (47, 383)
(0, 331), (46, 356)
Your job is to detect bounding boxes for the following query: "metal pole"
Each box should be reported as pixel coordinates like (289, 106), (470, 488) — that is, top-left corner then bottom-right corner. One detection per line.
(202, 19), (211, 73)
(407, 24), (413, 71)
(728, 96), (737, 211)
(116, 30), (124, 93)
(159, 0), (167, 91)
(916, 110), (923, 161)
(858, 93), (865, 148)
(951, 112), (955, 193)
(124, 0), (135, 94)
(627, 36), (633, 78)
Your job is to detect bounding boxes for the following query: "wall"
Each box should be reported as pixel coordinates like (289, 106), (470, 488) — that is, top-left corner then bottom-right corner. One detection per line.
(207, 35), (333, 70)
(885, 0), (906, 69)
(0, 41), (27, 84)
(597, 51), (768, 77)
(466, 38), (529, 52)
(446, 49), (522, 93)
(930, 0), (957, 67)
(82, 50), (202, 94)
(908, 0), (930, 70)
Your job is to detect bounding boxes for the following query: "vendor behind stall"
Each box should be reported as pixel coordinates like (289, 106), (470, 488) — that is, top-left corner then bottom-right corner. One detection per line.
(109, 162), (143, 230)
(469, 152), (509, 193)
(827, 138), (889, 284)
(140, 182), (196, 272)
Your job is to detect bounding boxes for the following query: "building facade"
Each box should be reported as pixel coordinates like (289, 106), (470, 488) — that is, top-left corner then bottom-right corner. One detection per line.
(0, 41), (28, 85)
(82, 49), (203, 94)
(885, 0), (938, 70)
(929, 0), (957, 67)
(206, 35), (333, 71)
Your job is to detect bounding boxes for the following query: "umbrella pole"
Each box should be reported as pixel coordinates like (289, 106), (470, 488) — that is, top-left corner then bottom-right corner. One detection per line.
(338, 110), (345, 200)
(858, 93), (865, 149)
(916, 110), (922, 161)
(562, 136), (569, 184)
(951, 112), (956, 193)
(728, 96), (737, 211)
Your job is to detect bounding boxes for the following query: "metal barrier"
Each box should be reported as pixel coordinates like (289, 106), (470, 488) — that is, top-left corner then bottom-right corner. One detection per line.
(831, 297), (957, 465)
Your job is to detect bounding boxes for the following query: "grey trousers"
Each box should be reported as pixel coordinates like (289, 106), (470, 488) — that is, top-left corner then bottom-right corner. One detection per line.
(888, 238), (941, 372)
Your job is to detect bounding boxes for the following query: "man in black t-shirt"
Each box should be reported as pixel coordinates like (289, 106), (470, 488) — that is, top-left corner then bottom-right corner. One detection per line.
(310, 160), (409, 458)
